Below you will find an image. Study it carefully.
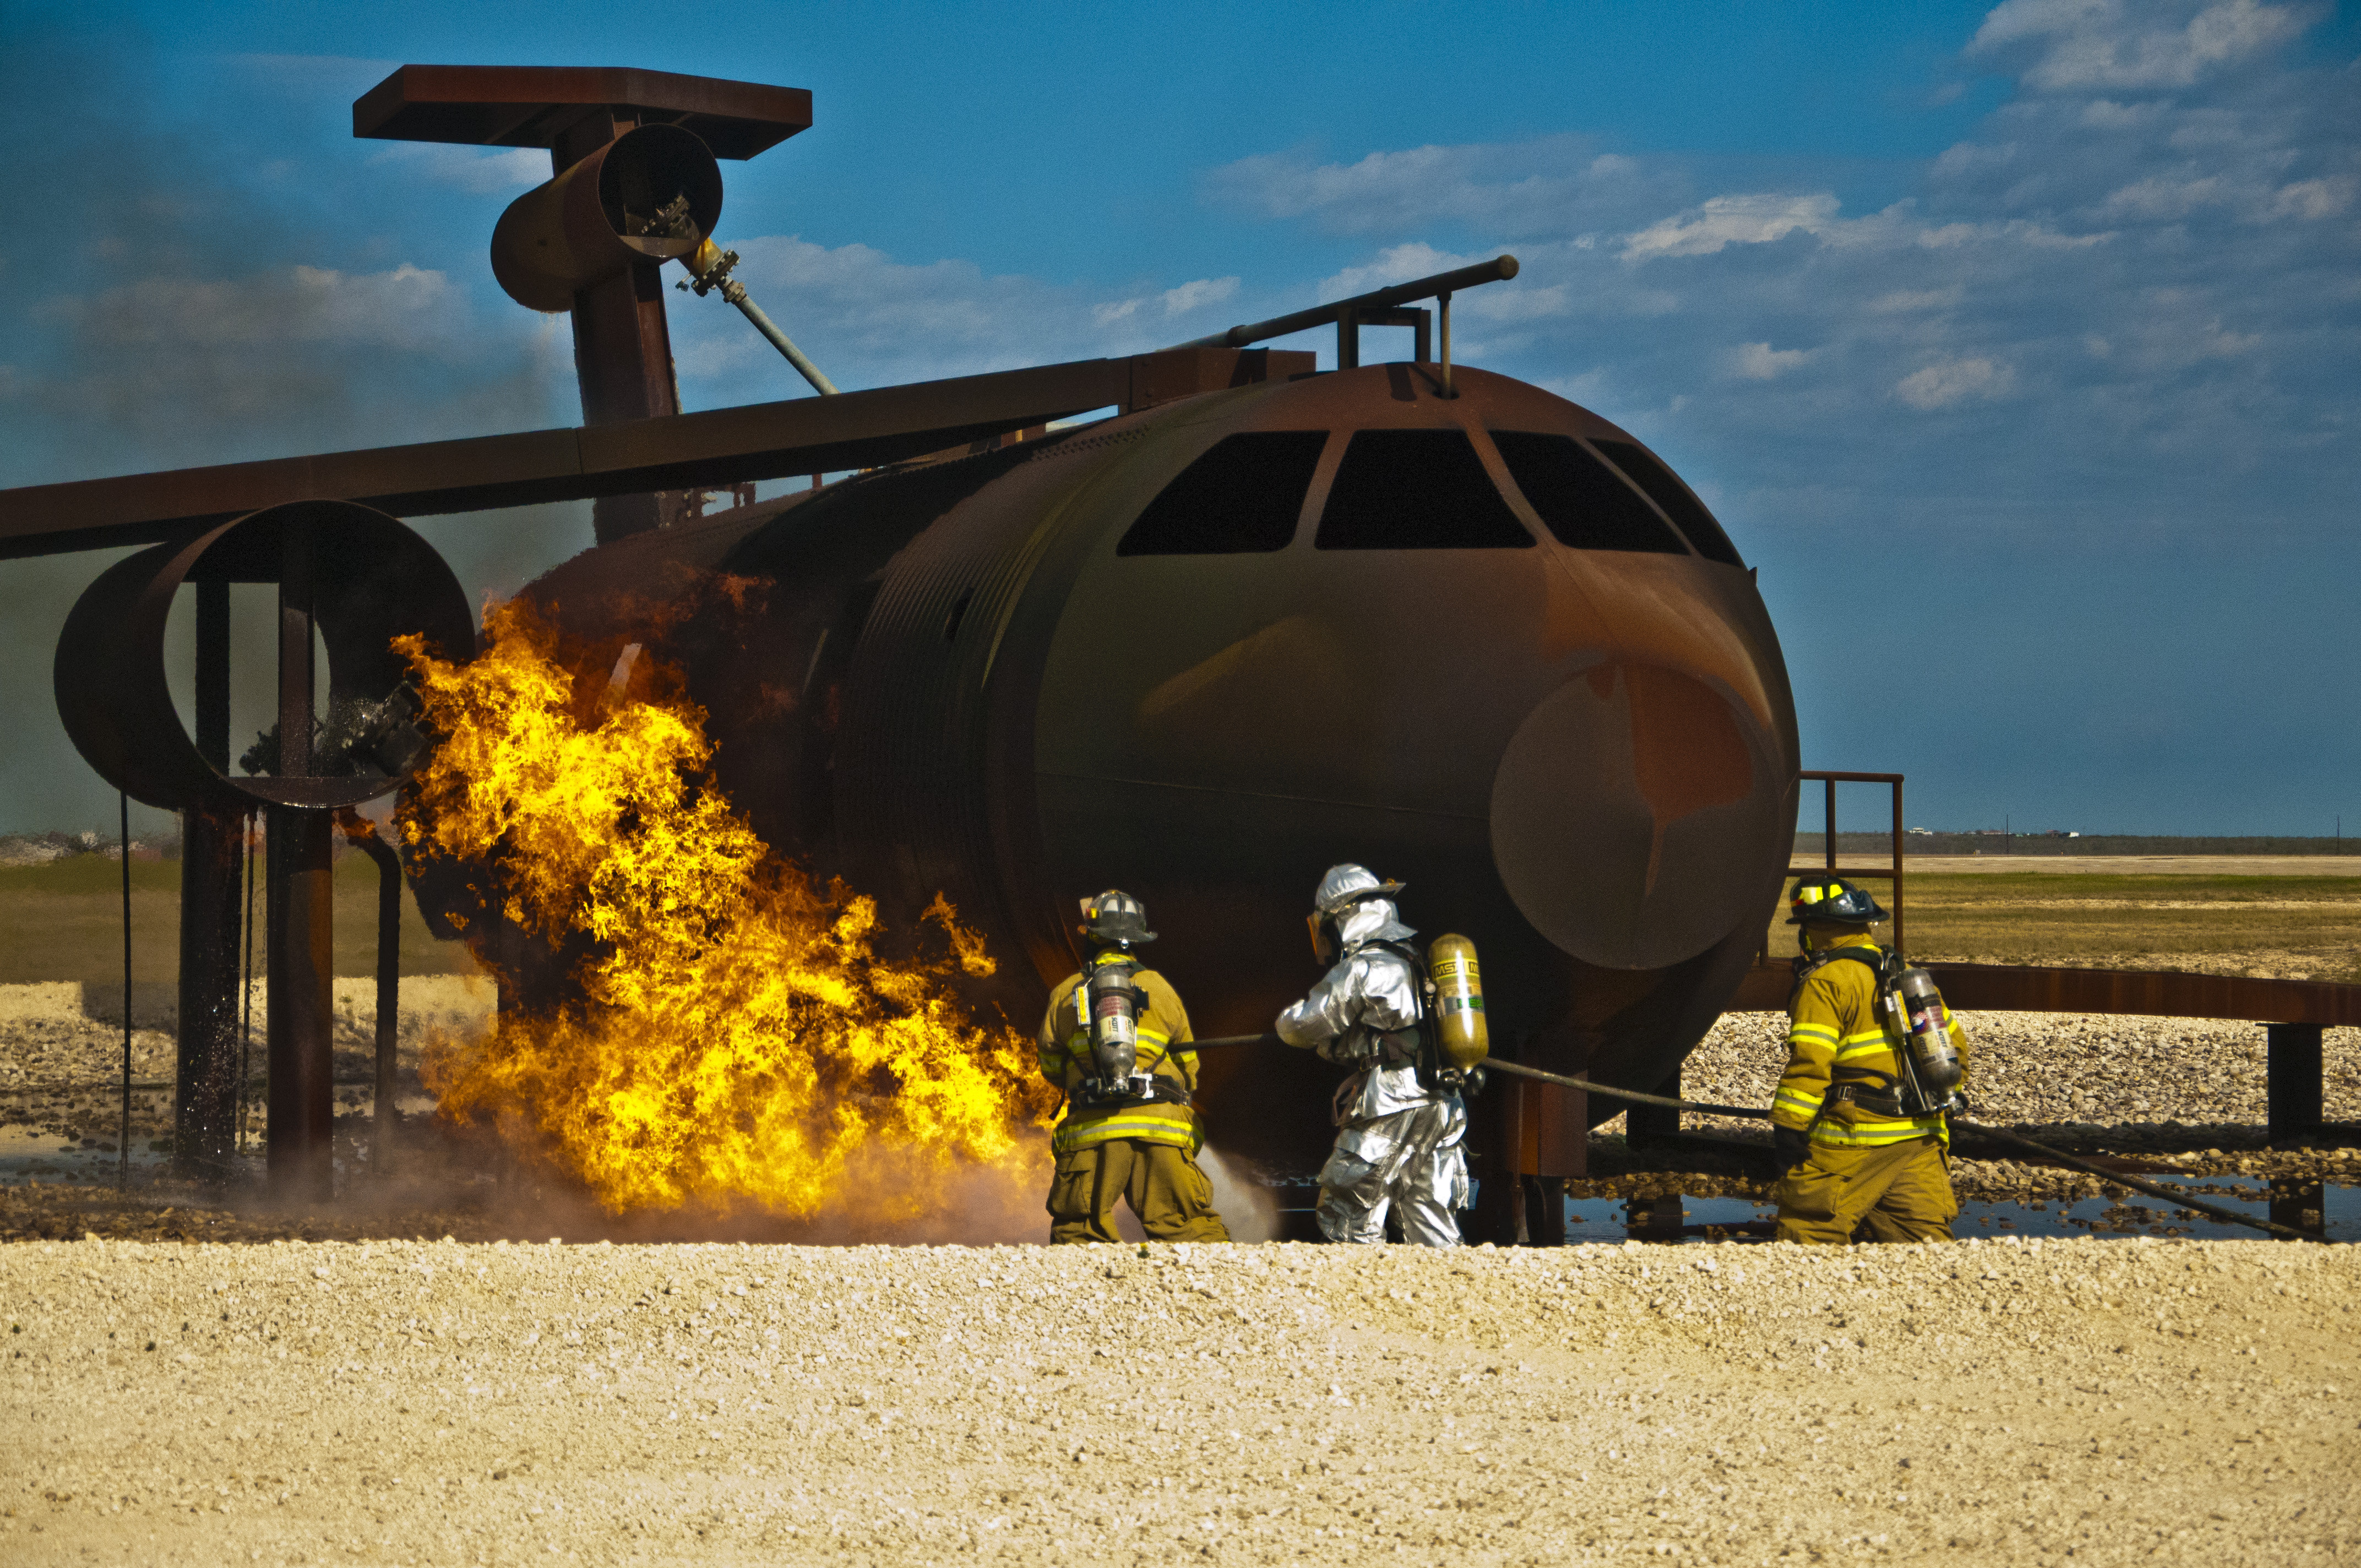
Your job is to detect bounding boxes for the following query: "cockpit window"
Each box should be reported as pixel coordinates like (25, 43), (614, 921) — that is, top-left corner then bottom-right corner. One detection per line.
(1116, 431), (1329, 556)
(1489, 431), (1690, 555)
(1591, 439), (1744, 566)
(1314, 429), (1535, 550)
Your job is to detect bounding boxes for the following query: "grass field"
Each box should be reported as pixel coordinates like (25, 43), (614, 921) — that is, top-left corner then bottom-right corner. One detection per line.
(1766, 870), (2361, 981)
(0, 854), (475, 987)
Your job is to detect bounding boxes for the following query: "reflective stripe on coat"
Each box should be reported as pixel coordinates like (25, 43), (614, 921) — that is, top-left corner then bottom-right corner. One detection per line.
(1772, 934), (1971, 1150)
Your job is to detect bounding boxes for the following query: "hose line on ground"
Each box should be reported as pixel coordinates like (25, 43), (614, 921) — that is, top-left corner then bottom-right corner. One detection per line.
(1184, 1034), (2328, 1243)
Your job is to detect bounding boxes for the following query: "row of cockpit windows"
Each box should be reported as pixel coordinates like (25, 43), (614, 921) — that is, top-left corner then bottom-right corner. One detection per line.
(1113, 427), (1743, 566)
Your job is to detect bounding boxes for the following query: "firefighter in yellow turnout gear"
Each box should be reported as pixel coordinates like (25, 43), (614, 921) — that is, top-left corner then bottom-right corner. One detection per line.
(1036, 890), (1231, 1245)
(1770, 875), (1972, 1244)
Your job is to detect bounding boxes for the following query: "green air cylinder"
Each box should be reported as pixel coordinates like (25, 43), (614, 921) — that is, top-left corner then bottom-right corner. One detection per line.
(1428, 934), (1489, 1070)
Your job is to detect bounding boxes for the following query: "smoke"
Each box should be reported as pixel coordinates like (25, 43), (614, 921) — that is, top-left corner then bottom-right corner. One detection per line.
(0, 18), (589, 835)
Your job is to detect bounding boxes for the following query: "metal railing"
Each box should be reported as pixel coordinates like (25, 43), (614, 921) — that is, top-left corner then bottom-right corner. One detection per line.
(1787, 769), (1907, 958)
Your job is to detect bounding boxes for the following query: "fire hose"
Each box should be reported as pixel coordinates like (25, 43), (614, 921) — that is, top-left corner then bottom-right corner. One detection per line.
(1184, 1035), (2327, 1243)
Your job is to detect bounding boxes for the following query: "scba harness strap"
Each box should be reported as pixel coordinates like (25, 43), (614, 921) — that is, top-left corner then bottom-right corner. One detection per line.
(1067, 955), (1195, 1111)
(1790, 944), (1935, 1120)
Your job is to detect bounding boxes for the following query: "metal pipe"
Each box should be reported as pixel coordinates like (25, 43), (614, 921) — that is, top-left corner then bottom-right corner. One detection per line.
(339, 810), (404, 1180)
(1439, 291), (1453, 396)
(1482, 1055), (2326, 1244)
(268, 529), (335, 1202)
(676, 240), (839, 396)
(1186, 1033), (2326, 1241)
(175, 577), (242, 1182)
(720, 278), (839, 395)
(237, 812), (255, 1155)
(1166, 254), (1519, 351)
(117, 791), (131, 1190)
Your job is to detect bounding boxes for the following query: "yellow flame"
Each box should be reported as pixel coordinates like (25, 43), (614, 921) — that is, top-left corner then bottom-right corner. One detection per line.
(395, 600), (1056, 1221)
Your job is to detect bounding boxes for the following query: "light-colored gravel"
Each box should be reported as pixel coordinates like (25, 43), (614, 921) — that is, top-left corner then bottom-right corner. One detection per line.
(3, 1236), (2355, 1565)
(0, 978), (493, 1091)
(1680, 1010), (2361, 1134)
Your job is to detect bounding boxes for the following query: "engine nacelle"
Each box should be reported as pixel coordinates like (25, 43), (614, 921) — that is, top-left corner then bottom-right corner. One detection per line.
(489, 123), (722, 312)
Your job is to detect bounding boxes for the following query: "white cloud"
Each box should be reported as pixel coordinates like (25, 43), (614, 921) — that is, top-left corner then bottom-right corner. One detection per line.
(1315, 242), (1482, 300)
(1869, 286), (1966, 313)
(2099, 175), (2229, 219)
(1729, 342), (1815, 380)
(39, 264), (470, 352)
(1161, 276), (1239, 317)
(1201, 135), (1681, 239)
(369, 143), (550, 195)
(2265, 177), (2355, 220)
(1622, 194), (1840, 260)
(1896, 355), (2017, 409)
(1970, 0), (2310, 92)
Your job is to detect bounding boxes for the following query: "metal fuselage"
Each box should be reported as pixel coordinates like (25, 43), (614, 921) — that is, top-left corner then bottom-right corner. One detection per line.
(520, 363), (1800, 1176)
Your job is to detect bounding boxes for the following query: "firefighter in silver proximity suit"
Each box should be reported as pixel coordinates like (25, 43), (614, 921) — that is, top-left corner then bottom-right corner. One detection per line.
(1275, 864), (1470, 1246)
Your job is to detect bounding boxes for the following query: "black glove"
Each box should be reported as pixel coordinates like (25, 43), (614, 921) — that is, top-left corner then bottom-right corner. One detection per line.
(1772, 1125), (1813, 1171)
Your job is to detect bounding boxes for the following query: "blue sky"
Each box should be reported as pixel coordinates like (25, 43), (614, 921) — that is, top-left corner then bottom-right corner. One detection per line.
(0, 0), (2356, 837)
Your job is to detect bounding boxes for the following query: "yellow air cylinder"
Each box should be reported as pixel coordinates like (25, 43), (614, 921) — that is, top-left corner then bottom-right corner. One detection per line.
(1427, 934), (1489, 1069)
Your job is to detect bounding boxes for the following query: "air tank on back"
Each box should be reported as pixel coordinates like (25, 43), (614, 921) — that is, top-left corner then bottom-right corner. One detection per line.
(521, 360), (1800, 1188)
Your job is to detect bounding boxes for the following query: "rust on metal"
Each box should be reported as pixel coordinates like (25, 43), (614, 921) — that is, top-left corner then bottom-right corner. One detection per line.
(353, 64), (811, 159)
(52, 502), (473, 811)
(0, 351), (1310, 559)
(506, 361), (1797, 1231)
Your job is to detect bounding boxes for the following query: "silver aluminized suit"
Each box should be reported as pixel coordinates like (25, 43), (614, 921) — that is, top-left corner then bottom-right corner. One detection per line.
(1275, 897), (1470, 1246)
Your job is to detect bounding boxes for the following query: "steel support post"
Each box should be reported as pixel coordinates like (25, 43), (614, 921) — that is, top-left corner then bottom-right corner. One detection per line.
(266, 531), (335, 1201)
(1473, 1069), (1525, 1244)
(1624, 1191), (1684, 1240)
(344, 819), (404, 1179)
(173, 579), (244, 1180)
(2268, 1176), (2325, 1239)
(1523, 1176), (1568, 1245)
(555, 112), (690, 545)
(1627, 1065), (1682, 1144)
(2266, 1022), (2324, 1142)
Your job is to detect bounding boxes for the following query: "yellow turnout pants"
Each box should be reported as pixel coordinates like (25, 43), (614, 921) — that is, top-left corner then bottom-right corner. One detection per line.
(1047, 1138), (1231, 1244)
(1772, 1135), (1957, 1244)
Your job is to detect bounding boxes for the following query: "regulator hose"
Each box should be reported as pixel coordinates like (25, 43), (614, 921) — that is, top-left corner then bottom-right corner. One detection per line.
(1184, 1034), (2327, 1243)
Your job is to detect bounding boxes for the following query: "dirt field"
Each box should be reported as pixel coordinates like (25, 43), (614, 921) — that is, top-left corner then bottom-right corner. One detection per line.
(5, 1235), (2355, 1566)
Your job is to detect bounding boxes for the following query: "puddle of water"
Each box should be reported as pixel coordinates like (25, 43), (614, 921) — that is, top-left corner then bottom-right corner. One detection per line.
(1566, 1180), (2360, 1244)
(0, 1120), (185, 1185)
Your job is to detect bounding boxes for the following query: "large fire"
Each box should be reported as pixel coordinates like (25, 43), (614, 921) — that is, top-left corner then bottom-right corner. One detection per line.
(394, 600), (1058, 1226)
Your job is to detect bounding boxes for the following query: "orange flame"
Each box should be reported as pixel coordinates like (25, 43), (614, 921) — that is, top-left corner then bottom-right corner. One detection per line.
(394, 600), (1057, 1222)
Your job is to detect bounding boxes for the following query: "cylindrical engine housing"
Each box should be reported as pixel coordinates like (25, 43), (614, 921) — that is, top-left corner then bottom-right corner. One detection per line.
(489, 123), (723, 312)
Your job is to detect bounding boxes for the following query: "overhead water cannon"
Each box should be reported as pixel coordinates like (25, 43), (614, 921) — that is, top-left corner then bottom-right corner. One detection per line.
(489, 122), (723, 312)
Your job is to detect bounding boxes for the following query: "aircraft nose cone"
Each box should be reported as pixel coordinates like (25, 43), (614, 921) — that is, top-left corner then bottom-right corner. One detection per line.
(1489, 661), (1782, 969)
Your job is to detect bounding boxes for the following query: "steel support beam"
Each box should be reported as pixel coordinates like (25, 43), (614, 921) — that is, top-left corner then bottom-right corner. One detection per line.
(0, 350), (1307, 560)
(2267, 1022), (2324, 1142)
(265, 531), (335, 1201)
(172, 580), (244, 1181)
(551, 109), (692, 545)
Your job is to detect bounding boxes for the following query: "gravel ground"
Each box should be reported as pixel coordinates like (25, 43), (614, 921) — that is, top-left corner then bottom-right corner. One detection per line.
(0, 978), (492, 1150)
(1682, 1013), (2361, 1134)
(4, 1236), (2355, 1566)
